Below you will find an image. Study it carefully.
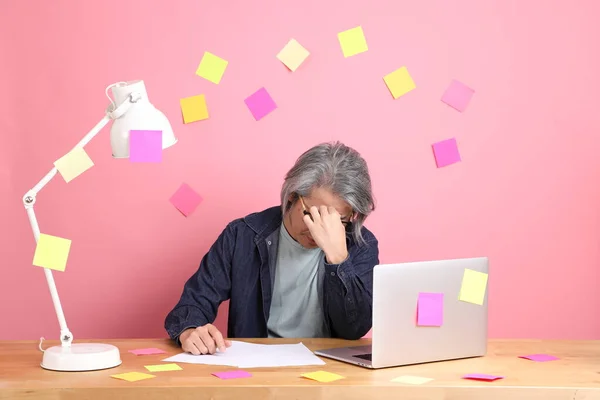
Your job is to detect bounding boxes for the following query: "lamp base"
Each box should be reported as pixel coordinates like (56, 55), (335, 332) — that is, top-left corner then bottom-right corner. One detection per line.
(41, 343), (122, 372)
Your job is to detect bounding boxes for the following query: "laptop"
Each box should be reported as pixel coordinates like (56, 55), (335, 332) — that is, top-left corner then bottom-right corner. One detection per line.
(315, 257), (489, 369)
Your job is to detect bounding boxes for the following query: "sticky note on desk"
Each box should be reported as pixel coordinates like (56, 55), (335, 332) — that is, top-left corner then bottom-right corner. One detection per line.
(383, 66), (416, 99)
(458, 268), (488, 305)
(129, 130), (162, 163)
(145, 363), (182, 372)
(337, 26), (368, 57)
(277, 38), (310, 71)
(391, 375), (434, 385)
(244, 87), (277, 121)
(463, 373), (503, 381)
(441, 80), (474, 112)
(169, 183), (203, 217)
(417, 292), (443, 326)
(180, 94), (209, 124)
(111, 372), (156, 382)
(33, 233), (72, 272)
(212, 370), (252, 379)
(519, 354), (559, 362)
(432, 138), (461, 168)
(129, 348), (167, 355)
(54, 147), (94, 183)
(195, 51), (228, 84)
(302, 371), (345, 383)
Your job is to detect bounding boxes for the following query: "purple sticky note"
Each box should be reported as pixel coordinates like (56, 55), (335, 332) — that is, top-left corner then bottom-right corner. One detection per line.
(432, 138), (461, 168)
(212, 370), (252, 380)
(417, 292), (443, 326)
(519, 354), (559, 362)
(441, 80), (474, 112)
(129, 348), (167, 355)
(244, 87), (277, 121)
(463, 373), (504, 381)
(169, 183), (203, 217)
(129, 130), (163, 163)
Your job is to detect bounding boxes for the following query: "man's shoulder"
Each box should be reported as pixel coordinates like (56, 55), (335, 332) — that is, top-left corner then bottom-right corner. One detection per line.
(224, 205), (282, 236)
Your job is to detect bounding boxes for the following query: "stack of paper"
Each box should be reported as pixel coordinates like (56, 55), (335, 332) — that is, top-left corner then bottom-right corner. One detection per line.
(162, 341), (325, 368)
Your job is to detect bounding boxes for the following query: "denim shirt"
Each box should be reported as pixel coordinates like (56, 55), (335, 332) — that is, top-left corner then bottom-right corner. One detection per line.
(164, 206), (380, 342)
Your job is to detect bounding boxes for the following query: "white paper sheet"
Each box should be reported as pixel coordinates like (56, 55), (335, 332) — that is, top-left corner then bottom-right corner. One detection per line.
(162, 341), (326, 368)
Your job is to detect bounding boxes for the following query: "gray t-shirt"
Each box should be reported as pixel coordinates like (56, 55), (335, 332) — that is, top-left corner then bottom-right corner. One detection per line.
(267, 224), (326, 338)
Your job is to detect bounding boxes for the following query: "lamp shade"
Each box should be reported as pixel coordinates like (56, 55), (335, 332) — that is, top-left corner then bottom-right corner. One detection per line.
(109, 80), (177, 158)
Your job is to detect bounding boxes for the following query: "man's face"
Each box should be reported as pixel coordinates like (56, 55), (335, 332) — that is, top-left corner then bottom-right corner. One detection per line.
(284, 187), (353, 249)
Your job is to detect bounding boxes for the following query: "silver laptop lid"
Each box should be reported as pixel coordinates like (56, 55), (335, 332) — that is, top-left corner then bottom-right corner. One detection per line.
(371, 257), (488, 368)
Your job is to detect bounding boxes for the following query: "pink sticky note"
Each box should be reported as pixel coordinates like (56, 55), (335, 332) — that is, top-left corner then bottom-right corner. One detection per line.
(244, 87), (277, 121)
(169, 183), (203, 217)
(129, 130), (163, 163)
(212, 370), (252, 380)
(463, 373), (503, 381)
(417, 292), (443, 326)
(519, 354), (559, 362)
(441, 80), (474, 112)
(129, 348), (167, 355)
(432, 138), (461, 168)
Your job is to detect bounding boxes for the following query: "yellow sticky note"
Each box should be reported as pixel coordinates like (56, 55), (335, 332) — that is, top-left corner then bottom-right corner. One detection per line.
(32, 233), (72, 272)
(195, 51), (228, 84)
(54, 147), (94, 183)
(180, 94), (209, 124)
(459, 268), (489, 305)
(383, 66), (416, 99)
(302, 371), (345, 383)
(391, 375), (434, 385)
(337, 26), (368, 58)
(111, 372), (156, 382)
(276, 38), (310, 71)
(145, 363), (182, 372)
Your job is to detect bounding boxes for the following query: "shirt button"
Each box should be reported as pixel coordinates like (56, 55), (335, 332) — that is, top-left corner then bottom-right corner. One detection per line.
(330, 272), (336, 276)
(267, 241), (272, 245)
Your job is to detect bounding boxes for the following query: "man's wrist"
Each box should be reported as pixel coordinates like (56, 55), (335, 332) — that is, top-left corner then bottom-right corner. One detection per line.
(325, 250), (348, 265)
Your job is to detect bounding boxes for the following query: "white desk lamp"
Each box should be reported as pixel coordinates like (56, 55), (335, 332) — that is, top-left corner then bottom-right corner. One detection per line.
(22, 80), (177, 372)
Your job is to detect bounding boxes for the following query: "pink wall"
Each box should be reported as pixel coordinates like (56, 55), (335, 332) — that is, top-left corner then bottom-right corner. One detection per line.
(1, 1), (599, 341)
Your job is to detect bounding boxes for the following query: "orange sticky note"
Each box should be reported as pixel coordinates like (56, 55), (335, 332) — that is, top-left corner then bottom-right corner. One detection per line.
(276, 39), (310, 71)
(195, 51), (228, 84)
(383, 66), (416, 99)
(32, 234), (72, 272)
(301, 371), (345, 383)
(111, 372), (156, 382)
(180, 94), (209, 124)
(54, 147), (94, 183)
(145, 363), (182, 372)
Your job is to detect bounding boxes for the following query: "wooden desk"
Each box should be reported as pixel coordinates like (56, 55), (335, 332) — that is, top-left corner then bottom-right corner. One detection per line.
(1, 338), (599, 400)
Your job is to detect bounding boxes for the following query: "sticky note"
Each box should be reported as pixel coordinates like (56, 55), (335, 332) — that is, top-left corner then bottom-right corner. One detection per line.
(337, 26), (368, 57)
(145, 363), (182, 372)
(244, 87), (277, 121)
(32, 234), (72, 272)
(169, 183), (203, 217)
(463, 373), (503, 381)
(432, 138), (461, 168)
(54, 147), (94, 183)
(458, 268), (488, 305)
(383, 66), (416, 99)
(129, 130), (162, 163)
(180, 94), (209, 124)
(195, 51), (228, 84)
(277, 38), (310, 71)
(417, 292), (443, 326)
(212, 370), (252, 379)
(301, 371), (345, 383)
(391, 375), (434, 385)
(441, 80), (474, 112)
(129, 348), (167, 356)
(519, 354), (559, 362)
(111, 372), (156, 382)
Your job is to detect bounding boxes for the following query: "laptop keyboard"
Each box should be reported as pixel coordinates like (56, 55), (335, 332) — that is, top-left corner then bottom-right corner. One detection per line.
(354, 353), (372, 361)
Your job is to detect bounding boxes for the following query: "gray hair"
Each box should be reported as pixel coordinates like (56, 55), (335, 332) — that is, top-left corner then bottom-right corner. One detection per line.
(280, 141), (375, 245)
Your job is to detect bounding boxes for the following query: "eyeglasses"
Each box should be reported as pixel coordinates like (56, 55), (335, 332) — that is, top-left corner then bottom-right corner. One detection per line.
(298, 195), (353, 227)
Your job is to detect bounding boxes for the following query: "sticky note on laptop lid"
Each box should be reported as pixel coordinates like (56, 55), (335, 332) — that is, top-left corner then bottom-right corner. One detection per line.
(459, 268), (488, 305)
(416, 292), (443, 326)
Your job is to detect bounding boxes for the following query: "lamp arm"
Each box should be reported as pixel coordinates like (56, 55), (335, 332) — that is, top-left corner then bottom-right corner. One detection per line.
(22, 92), (140, 348)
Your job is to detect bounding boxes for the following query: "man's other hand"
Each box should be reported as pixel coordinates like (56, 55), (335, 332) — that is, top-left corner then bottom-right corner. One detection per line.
(179, 324), (232, 355)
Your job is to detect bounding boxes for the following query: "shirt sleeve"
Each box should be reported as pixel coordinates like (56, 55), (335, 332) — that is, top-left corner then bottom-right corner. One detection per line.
(164, 223), (235, 343)
(322, 232), (379, 340)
